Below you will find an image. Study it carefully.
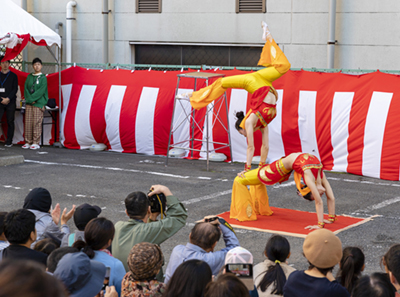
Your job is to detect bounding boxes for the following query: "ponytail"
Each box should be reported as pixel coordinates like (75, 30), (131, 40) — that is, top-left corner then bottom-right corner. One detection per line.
(336, 247), (365, 293)
(72, 240), (95, 259)
(234, 111), (245, 131)
(257, 235), (291, 295)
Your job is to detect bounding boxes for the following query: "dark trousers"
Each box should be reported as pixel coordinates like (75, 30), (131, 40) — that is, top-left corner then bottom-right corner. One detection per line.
(0, 102), (16, 144)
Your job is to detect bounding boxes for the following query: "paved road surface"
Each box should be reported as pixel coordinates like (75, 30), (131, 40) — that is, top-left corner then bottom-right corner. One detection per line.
(0, 145), (399, 276)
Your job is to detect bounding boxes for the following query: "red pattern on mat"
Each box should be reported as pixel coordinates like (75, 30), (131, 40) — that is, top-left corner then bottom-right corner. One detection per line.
(218, 207), (367, 237)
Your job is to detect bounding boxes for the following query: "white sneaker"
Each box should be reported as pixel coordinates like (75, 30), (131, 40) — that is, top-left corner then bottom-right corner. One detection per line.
(262, 21), (272, 41)
(4, 143), (13, 147)
(176, 92), (192, 100)
(22, 143), (30, 149)
(30, 144), (40, 150)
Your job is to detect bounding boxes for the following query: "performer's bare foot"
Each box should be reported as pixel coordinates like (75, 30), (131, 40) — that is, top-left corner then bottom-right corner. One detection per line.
(262, 21), (273, 42)
(175, 92), (192, 100)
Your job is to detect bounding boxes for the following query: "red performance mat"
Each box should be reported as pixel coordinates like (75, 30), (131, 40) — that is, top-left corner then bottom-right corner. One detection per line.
(218, 207), (375, 238)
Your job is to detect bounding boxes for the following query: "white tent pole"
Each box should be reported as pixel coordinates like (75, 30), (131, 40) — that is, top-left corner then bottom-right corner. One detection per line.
(66, 1), (77, 67)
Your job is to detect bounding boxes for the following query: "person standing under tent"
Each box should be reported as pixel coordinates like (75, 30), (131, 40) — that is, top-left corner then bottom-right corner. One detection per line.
(23, 57), (48, 150)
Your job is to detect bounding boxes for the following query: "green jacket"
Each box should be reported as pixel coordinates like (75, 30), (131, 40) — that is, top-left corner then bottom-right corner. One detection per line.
(112, 195), (188, 277)
(24, 73), (48, 108)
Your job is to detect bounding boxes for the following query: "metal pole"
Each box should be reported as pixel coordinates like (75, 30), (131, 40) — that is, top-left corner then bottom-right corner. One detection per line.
(327, 0), (336, 69)
(224, 92), (233, 163)
(166, 77), (181, 166)
(102, 0), (109, 64)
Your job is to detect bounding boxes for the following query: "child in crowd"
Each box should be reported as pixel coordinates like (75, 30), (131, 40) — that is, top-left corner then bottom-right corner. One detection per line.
(163, 259), (212, 297)
(335, 246), (365, 293)
(73, 217), (125, 296)
(64, 203), (101, 246)
(254, 235), (296, 296)
(382, 244), (400, 296)
(205, 273), (251, 297)
(122, 242), (165, 297)
(283, 229), (349, 297)
(352, 273), (395, 297)
(0, 212), (9, 251)
(34, 237), (60, 256)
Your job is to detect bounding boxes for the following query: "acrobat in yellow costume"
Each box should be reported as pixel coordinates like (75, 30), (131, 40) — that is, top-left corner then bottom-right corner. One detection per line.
(189, 31), (290, 221)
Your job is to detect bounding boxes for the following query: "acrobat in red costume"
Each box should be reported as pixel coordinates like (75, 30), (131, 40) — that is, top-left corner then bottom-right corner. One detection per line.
(231, 153), (337, 230)
(178, 22), (291, 177)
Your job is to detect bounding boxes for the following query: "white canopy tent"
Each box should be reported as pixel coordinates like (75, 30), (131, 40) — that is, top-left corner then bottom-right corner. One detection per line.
(0, 0), (62, 145)
(0, 0), (61, 53)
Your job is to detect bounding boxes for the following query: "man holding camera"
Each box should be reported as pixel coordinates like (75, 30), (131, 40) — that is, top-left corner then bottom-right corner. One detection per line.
(164, 216), (239, 283)
(112, 184), (187, 281)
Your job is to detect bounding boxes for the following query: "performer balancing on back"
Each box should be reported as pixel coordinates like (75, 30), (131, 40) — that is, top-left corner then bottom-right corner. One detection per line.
(231, 153), (337, 230)
(178, 21), (290, 178)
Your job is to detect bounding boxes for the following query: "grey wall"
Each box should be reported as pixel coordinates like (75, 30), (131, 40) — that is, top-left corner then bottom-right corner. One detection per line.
(21, 0), (400, 70)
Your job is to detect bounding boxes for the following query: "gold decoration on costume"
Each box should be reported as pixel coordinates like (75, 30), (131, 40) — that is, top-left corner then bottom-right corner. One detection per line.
(266, 166), (274, 174)
(246, 204), (253, 218)
(258, 169), (271, 181)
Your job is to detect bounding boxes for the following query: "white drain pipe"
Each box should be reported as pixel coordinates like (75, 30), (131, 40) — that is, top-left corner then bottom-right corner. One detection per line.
(327, 0), (336, 69)
(66, 1), (77, 66)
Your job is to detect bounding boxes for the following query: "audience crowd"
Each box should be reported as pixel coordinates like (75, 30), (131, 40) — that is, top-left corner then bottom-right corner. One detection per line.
(0, 185), (399, 297)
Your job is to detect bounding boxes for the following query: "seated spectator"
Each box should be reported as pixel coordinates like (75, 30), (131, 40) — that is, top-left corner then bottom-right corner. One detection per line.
(163, 259), (212, 297)
(224, 246), (258, 297)
(62, 203), (101, 246)
(165, 216), (239, 283)
(253, 235), (296, 297)
(0, 259), (68, 297)
(73, 217), (125, 296)
(335, 246), (365, 293)
(283, 229), (349, 297)
(2, 209), (47, 266)
(23, 187), (75, 246)
(47, 246), (79, 273)
(53, 252), (106, 297)
(34, 237), (60, 256)
(383, 244), (400, 296)
(122, 242), (165, 297)
(352, 272), (395, 297)
(0, 212), (9, 251)
(112, 184), (187, 281)
(205, 273), (251, 297)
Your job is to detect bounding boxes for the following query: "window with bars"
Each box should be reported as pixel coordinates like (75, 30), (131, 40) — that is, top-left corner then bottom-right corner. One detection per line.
(133, 44), (263, 67)
(236, 0), (266, 13)
(136, 0), (162, 13)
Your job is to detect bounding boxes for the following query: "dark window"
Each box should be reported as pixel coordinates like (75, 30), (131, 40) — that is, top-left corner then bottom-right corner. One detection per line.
(134, 44), (263, 67)
(236, 0), (266, 13)
(136, 0), (161, 13)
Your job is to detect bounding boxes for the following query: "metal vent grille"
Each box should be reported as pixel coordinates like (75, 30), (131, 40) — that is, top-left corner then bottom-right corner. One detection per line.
(136, 0), (161, 13)
(236, 0), (266, 13)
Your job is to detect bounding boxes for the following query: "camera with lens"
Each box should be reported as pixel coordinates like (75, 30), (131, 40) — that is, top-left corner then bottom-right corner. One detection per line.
(147, 189), (167, 216)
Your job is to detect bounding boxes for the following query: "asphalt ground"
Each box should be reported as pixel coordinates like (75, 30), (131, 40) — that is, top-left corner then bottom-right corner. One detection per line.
(0, 144), (399, 276)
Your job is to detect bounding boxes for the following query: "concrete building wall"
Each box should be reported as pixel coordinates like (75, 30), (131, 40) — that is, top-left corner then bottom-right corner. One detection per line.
(19, 0), (400, 70)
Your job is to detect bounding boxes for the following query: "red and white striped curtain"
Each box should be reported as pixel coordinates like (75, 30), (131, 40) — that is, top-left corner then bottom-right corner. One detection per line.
(11, 67), (400, 181)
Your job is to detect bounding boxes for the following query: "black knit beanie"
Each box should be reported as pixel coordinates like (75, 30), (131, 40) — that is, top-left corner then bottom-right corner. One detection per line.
(23, 187), (52, 212)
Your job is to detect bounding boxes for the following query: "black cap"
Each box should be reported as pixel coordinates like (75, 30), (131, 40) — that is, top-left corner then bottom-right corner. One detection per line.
(73, 203), (102, 231)
(23, 187), (52, 212)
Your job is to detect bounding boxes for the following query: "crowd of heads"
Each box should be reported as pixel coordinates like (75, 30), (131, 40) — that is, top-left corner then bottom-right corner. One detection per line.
(0, 187), (400, 297)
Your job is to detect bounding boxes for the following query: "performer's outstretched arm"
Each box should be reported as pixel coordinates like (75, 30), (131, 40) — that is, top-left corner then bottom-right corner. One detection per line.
(260, 126), (269, 164)
(244, 118), (255, 169)
(304, 172), (324, 230)
(321, 172), (336, 221)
